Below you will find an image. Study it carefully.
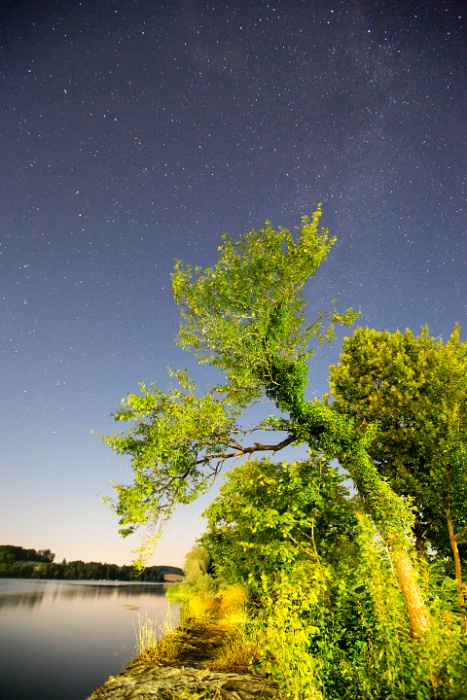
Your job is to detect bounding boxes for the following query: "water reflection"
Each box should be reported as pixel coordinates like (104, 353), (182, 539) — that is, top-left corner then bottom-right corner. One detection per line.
(0, 578), (178, 700)
(0, 578), (170, 609)
(58, 581), (170, 602)
(0, 589), (45, 610)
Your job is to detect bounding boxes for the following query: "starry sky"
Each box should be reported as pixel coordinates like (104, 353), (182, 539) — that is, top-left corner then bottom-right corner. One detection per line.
(1, 0), (465, 569)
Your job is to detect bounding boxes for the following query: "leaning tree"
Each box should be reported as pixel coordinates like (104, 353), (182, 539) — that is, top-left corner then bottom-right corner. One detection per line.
(101, 208), (428, 637)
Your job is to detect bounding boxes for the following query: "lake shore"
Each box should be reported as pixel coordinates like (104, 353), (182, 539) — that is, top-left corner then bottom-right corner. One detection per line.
(86, 622), (280, 699)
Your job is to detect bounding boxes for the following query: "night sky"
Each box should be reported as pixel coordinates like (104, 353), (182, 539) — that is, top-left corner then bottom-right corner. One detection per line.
(1, 0), (465, 568)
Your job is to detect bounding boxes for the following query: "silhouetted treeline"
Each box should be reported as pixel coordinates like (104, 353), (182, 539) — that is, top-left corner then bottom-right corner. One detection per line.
(0, 545), (183, 581)
(0, 544), (55, 564)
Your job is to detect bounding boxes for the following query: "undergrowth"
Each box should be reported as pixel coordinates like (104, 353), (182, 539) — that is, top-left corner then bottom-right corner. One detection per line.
(138, 537), (467, 700)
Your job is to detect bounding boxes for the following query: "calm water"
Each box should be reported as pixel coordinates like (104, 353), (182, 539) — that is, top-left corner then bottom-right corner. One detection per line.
(0, 578), (179, 700)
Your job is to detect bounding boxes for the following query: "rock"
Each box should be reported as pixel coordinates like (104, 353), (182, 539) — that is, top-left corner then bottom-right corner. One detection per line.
(86, 624), (280, 699)
(86, 664), (279, 699)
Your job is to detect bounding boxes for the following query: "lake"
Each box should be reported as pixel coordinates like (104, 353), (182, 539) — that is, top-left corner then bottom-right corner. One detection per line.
(0, 578), (179, 700)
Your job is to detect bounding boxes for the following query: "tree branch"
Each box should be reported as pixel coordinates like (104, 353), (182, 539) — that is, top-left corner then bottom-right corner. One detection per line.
(195, 433), (296, 466)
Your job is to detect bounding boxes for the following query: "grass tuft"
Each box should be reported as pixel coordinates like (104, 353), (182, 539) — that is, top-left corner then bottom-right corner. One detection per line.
(208, 625), (262, 673)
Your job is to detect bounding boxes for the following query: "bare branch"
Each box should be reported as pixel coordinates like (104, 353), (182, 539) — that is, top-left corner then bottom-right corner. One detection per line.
(195, 433), (296, 467)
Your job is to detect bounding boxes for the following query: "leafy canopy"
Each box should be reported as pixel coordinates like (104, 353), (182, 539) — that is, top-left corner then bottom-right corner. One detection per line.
(329, 325), (467, 571)
(100, 208), (358, 556)
(172, 207), (358, 409)
(202, 455), (354, 593)
(101, 209), (430, 639)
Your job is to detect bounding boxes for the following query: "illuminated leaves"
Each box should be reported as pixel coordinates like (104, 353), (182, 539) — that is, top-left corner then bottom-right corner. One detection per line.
(101, 370), (239, 536)
(330, 325), (467, 567)
(172, 208), (358, 408)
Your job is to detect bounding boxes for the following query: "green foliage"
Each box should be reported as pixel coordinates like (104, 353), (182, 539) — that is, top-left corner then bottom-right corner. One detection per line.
(0, 545), (55, 564)
(100, 369), (239, 540)
(100, 210), (358, 555)
(202, 455), (353, 594)
(172, 208), (358, 408)
(201, 464), (467, 699)
(329, 325), (467, 575)
(287, 401), (417, 550)
(202, 456), (344, 698)
(0, 544), (174, 581)
(254, 565), (326, 700)
(183, 544), (211, 586)
(100, 208), (467, 695)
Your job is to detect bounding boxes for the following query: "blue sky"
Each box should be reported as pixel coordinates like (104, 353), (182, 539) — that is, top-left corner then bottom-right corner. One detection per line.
(0, 0), (465, 568)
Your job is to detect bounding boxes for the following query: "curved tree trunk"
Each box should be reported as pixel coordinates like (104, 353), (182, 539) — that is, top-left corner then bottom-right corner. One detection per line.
(337, 428), (430, 639)
(446, 501), (465, 612)
(295, 401), (431, 639)
(447, 507), (463, 585)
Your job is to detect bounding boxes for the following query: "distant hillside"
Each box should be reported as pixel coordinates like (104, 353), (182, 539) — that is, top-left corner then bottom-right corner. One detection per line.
(155, 565), (185, 576)
(163, 572), (185, 582)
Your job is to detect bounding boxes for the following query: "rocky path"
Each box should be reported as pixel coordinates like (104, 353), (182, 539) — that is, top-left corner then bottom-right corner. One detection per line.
(86, 624), (280, 699)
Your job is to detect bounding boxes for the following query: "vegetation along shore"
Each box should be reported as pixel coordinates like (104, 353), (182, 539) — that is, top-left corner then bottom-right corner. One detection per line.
(86, 551), (280, 700)
(93, 210), (467, 698)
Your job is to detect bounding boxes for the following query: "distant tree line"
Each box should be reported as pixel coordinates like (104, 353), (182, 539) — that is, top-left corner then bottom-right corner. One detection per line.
(0, 545), (183, 581)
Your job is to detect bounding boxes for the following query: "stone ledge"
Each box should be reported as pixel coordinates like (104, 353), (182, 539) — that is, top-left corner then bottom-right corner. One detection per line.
(86, 623), (280, 699)
(86, 663), (279, 699)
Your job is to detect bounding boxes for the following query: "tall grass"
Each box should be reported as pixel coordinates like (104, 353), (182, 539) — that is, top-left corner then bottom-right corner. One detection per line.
(167, 576), (248, 628)
(135, 607), (182, 664)
(166, 576), (266, 676)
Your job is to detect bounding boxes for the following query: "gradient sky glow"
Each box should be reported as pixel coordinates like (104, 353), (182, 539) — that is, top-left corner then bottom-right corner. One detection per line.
(1, 0), (465, 568)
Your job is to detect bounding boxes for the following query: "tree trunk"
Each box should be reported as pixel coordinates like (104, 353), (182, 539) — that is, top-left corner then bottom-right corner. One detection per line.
(303, 405), (430, 639)
(344, 438), (430, 639)
(446, 502), (465, 607)
(447, 509), (463, 584)
(392, 545), (429, 639)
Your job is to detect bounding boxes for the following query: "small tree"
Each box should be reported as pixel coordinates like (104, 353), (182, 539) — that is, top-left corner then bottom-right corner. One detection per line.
(202, 455), (354, 590)
(183, 544), (211, 585)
